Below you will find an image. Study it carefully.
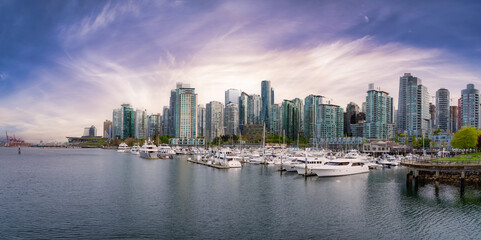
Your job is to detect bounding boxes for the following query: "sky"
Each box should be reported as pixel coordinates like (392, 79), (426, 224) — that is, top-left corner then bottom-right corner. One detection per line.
(1, 0), (481, 142)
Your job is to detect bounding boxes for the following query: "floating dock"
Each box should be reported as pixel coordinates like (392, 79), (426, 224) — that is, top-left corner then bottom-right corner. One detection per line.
(187, 159), (230, 169)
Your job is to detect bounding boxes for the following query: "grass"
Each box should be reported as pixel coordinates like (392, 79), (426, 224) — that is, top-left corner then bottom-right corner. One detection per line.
(435, 152), (481, 163)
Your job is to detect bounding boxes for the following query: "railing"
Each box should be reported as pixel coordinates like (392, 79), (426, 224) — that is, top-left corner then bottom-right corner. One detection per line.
(402, 158), (481, 165)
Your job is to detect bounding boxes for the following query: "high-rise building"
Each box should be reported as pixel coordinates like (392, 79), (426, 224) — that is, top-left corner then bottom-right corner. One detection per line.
(282, 100), (299, 140)
(162, 106), (169, 136)
(148, 113), (162, 137)
(396, 73), (430, 137)
(450, 106), (459, 133)
(174, 82), (197, 138)
(436, 88), (450, 131)
(112, 108), (122, 139)
(292, 98), (304, 135)
(317, 104), (344, 138)
(269, 104), (282, 135)
(271, 88), (275, 105)
(225, 88), (241, 106)
(248, 94), (262, 124)
(225, 103), (239, 136)
(429, 103), (436, 130)
(121, 103), (135, 139)
(261, 80), (272, 128)
(363, 84), (394, 139)
(460, 84), (480, 128)
(135, 108), (148, 139)
(83, 125), (97, 137)
(344, 102), (366, 137)
(168, 90), (176, 137)
(304, 95), (323, 139)
(239, 92), (249, 132)
(103, 120), (112, 138)
(197, 104), (206, 137)
(206, 101), (224, 142)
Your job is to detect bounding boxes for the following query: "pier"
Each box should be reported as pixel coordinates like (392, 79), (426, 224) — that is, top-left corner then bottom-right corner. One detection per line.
(401, 159), (481, 194)
(187, 159), (230, 169)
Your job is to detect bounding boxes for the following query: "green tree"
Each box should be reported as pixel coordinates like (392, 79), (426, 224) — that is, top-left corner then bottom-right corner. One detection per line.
(433, 129), (441, 135)
(451, 126), (481, 150)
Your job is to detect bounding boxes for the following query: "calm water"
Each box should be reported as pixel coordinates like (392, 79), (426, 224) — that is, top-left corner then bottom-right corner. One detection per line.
(1, 148), (481, 239)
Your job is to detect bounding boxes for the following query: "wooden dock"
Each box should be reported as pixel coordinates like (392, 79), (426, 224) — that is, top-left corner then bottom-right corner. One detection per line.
(401, 159), (481, 195)
(187, 159), (230, 169)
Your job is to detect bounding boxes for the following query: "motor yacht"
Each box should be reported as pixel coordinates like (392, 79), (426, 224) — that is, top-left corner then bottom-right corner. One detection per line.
(311, 159), (369, 177)
(139, 139), (159, 159)
(117, 142), (130, 153)
(130, 143), (140, 155)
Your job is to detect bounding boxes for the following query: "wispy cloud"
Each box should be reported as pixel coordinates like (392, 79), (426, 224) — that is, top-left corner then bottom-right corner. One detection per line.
(2, 0), (481, 142)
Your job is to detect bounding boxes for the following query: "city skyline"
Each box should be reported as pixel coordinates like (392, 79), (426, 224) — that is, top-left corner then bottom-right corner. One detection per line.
(2, 0), (481, 142)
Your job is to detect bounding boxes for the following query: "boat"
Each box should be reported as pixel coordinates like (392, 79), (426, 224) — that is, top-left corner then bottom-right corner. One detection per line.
(293, 156), (327, 175)
(158, 144), (176, 159)
(211, 149), (242, 168)
(310, 158), (369, 177)
(130, 143), (140, 155)
(139, 139), (159, 159)
(117, 142), (130, 153)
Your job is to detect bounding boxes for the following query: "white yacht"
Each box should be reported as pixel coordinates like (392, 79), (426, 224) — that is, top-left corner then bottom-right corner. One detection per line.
(139, 139), (159, 159)
(212, 149), (242, 168)
(294, 156), (327, 175)
(311, 159), (369, 177)
(158, 145), (176, 159)
(117, 142), (130, 153)
(130, 143), (140, 155)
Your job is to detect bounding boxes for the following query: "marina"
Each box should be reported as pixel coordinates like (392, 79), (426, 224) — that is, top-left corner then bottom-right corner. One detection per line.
(2, 147), (481, 239)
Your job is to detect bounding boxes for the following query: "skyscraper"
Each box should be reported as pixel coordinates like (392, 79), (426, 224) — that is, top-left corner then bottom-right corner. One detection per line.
(112, 108), (122, 139)
(436, 88), (450, 131)
(460, 84), (480, 128)
(206, 101), (224, 142)
(103, 120), (112, 138)
(148, 113), (162, 137)
(292, 98), (304, 135)
(450, 106), (459, 133)
(225, 103), (239, 136)
(317, 103), (344, 138)
(135, 108), (148, 139)
(248, 94), (262, 124)
(225, 88), (241, 106)
(282, 100), (299, 140)
(271, 88), (275, 105)
(174, 83), (197, 138)
(162, 106), (169, 136)
(121, 103), (135, 139)
(269, 104), (282, 135)
(168, 90), (176, 137)
(344, 102), (365, 137)
(261, 80), (272, 128)
(197, 104), (206, 137)
(429, 103), (436, 130)
(239, 92), (249, 132)
(304, 95), (323, 139)
(363, 84), (394, 139)
(396, 73), (430, 137)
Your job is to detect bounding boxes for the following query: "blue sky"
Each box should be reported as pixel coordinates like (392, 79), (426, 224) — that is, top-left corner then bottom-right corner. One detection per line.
(1, 0), (481, 142)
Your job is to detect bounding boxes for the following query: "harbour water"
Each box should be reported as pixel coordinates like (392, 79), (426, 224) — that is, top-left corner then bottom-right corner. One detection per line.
(1, 147), (481, 239)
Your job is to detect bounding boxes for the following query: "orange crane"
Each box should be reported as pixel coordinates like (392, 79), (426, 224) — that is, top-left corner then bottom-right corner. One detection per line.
(5, 131), (26, 147)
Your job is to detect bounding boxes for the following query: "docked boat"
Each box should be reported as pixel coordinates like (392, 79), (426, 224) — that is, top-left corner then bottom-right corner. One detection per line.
(310, 159), (369, 177)
(293, 156), (327, 175)
(117, 142), (130, 153)
(130, 143), (140, 155)
(158, 145), (176, 159)
(211, 149), (242, 168)
(139, 139), (158, 159)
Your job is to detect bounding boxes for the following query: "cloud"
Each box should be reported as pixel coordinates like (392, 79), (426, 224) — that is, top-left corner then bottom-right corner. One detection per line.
(0, 72), (6, 81)
(2, 33), (480, 142)
(3, 0), (481, 142)
(364, 16), (370, 23)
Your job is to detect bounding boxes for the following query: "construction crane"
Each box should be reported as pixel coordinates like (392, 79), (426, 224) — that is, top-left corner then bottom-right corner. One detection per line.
(5, 131), (26, 147)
